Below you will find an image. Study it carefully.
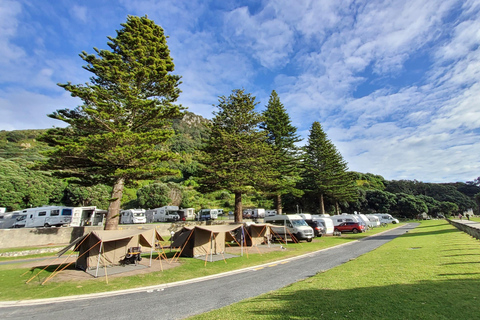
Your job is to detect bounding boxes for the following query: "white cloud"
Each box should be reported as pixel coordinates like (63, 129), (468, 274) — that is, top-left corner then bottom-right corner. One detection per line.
(70, 5), (88, 23)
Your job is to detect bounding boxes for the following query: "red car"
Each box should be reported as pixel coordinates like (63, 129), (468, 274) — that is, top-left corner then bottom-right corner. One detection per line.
(334, 222), (365, 234)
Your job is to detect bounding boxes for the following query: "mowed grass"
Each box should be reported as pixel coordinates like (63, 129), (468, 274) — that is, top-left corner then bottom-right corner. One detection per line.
(0, 225), (395, 301)
(190, 220), (480, 320)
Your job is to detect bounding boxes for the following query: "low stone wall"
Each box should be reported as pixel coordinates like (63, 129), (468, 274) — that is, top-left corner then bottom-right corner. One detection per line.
(0, 220), (213, 250)
(447, 219), (480, 240)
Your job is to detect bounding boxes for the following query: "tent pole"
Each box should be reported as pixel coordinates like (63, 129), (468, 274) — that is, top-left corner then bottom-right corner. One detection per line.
(95, 241), (104, 278)
(149, 229), (156, 267)
(241, 226), (244, 257)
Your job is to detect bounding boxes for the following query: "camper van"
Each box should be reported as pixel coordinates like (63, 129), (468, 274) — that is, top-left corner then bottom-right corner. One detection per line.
(365, 214), (381, 227)
(265, 209), (277, 217)
(23, 206), (73, 228)
(70, 206), (105, 227)
(146, 206), (180, 222)
(120, 209), (146, 224)
(264, 214), (314, 242)
(330, 214), (362, 227)
(299, 213), (325, 237)
(373, 213), (399, 224)
(243, 208), (266, 219)
(312, 216), (335, 236)
(197, 209), (219, 221)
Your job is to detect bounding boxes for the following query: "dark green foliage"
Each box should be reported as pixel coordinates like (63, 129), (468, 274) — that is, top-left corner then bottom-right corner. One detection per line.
(63, 184), (112, 209)
(0, 158), (65, 211)
(136, 182), (171, 208)
(391, 193), (428, 218)
(365, 189), (397, 213)
(260, 90), (303, 213)
(197, 89), (275, 221)
(38, 16), (182, 229)
(302, 122), (358, 214)
(0, 130), (50, 161)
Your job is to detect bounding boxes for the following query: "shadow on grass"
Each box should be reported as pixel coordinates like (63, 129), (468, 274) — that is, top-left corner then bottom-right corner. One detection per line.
(401, 228), (459, 237)
(245, 279), (480, 319)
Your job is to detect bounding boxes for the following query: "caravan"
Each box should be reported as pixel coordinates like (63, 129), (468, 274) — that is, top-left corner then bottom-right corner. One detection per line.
(264, 214), (314, 242)
(312, 216), (335, 236)
(24, 206), (73, 228)
(243, 208), (266, 219)
(120, 209), (146, 224)
(146, 206), (180, 222)
(177, 208), (195, 220)
(70, 206), (105, 227)
(373, 213), (399, 224)
(330, 214), (362, 227)
(197, 209), (219, 221)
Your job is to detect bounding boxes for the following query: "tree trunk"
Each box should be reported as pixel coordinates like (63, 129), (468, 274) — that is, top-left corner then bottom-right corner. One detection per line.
(335, 202), (340, 215)
(234, 192), (243, 223)
(276, 194), (282, 215)
(104, 177), (124, 230)
(319, 193), (325, 215)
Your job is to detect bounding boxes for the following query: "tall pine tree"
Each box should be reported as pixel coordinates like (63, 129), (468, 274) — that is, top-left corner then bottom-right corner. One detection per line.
(39, 16), (182, 230)
(303, 122), (357, 215)
(260, 90), (303, 214)
(198, 89), (275, 222)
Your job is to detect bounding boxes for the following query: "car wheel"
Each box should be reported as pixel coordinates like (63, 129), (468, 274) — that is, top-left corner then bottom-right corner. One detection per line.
(306, 238), (312, 242)
(44, 223), (50, 228)
(352, 228), (359, 234)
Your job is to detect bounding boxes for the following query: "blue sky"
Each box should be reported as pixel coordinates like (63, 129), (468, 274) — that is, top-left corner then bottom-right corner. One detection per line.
(1, 0), (479, 183)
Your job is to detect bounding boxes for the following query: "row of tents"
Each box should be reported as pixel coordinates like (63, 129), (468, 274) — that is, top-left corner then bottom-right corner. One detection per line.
(31, 223), (276, 284)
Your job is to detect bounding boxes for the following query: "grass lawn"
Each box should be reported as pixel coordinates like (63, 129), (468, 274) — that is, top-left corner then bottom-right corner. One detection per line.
(189, 219), (480, 320)
(0, 225), (395, 301)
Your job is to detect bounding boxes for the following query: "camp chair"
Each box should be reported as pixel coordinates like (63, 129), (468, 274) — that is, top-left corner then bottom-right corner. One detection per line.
(122, 246), (142, 265)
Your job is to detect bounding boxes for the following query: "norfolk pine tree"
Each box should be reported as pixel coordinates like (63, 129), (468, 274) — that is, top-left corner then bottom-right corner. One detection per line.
(39, 16), (182, 230)
(260, 90), (303, 214)
(303, 122), (357, 215)
(198, 89), (275, 222)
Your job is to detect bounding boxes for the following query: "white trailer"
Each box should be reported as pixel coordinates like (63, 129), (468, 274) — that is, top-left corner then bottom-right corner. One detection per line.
(243, 208), (266, 219)
(265, 209), (277, 217)
(146, 206), (180, 222)
(330, 214), (362, 226)
(24, 206), (73, 228)
(120, 209), (146, 224)
(312, 216), (335, 235)
(197, 209), (219, 221)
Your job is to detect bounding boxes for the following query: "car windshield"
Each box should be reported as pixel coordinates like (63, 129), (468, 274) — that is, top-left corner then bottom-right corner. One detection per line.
(291, 219), (308, 227)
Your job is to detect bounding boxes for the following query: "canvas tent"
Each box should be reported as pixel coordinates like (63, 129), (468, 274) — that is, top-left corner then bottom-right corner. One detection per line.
(243, 223), (272, 246)
(72, 228), (164, 271)
(171, 224), (242, 258)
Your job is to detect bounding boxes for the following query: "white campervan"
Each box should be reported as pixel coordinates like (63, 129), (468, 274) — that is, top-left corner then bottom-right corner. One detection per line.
(373, 213), (399, 224)
(70, 206), (105, 227)
(365, 214), (381, 227)
(265, 209), (277, 217)
(177, 208), (195, 220)
(312, 216), (335, 235)
(264, 214), (314, 242)
(120, 209), (146, 224)
(24, 206), (72, 228)
(330, 214), (362, 227)
(146, 206), (180, 222)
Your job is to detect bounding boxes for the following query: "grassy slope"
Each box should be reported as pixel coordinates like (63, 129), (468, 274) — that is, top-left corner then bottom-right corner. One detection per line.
(190, 220), (480, 320)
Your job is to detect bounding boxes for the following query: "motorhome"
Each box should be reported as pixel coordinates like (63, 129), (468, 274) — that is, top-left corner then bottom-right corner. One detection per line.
(120, 209), (146, 224)
(146, 206), (180, 222)
(243, 208), (266, 219)
(365, 214), (381, 227)
(312, 216), (335, 235)
(373, 213), (399, 224)
(330, 214), (362, 227)
(70, 206), (105, 227)
(264, 214), (314, 242)
(177, 208), (195, 220)
(23, 206), (73, 228)
(197, 208), (219, 221)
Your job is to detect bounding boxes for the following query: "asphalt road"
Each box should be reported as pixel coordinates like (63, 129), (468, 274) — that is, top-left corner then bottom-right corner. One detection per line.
(0, 223), (418, 320)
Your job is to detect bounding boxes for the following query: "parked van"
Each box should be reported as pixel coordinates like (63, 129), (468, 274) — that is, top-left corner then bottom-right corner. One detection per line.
(373, 213), (399, 224)
(299, 214), (325, 237)
(264, 214), (314, 242)
(312, 216), (335, 235)
(365, 214), (381, 227)
(146, 206), (180, 222)
(24, 206), (73, 228)
(120, 209), (146, 224)
(197, 209), (219, 221)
